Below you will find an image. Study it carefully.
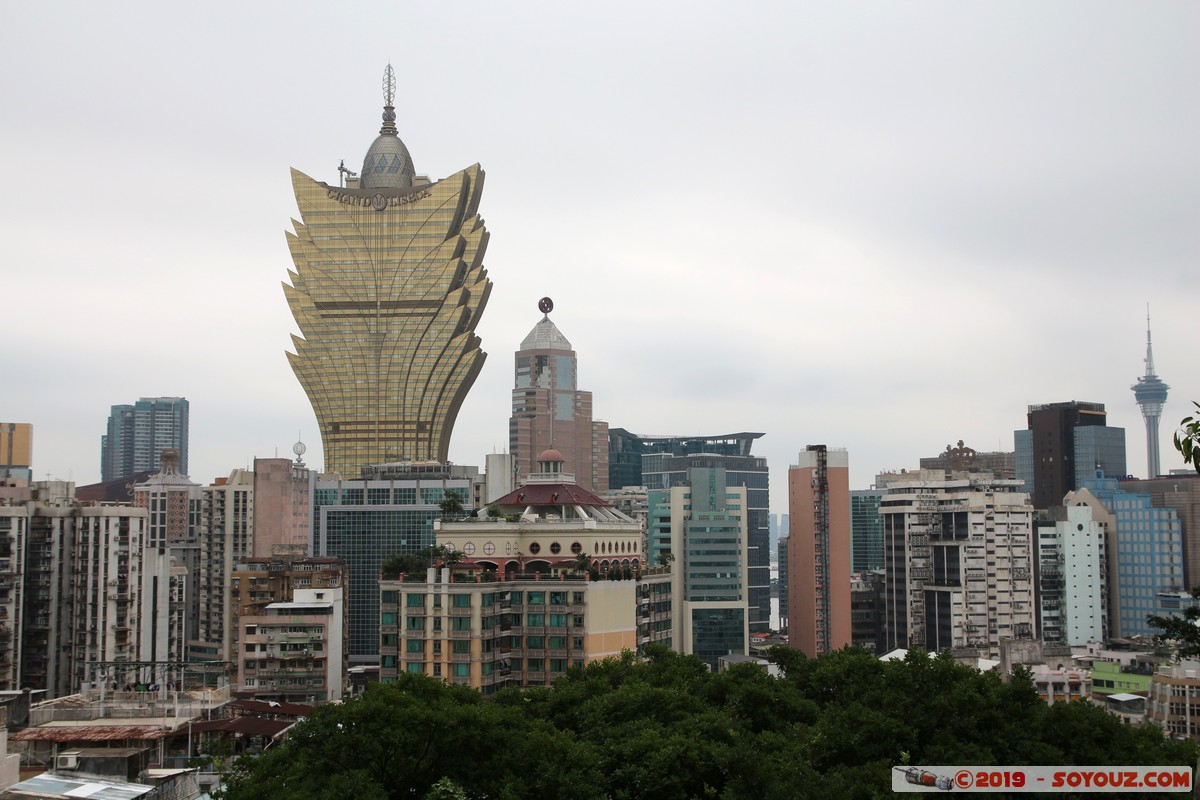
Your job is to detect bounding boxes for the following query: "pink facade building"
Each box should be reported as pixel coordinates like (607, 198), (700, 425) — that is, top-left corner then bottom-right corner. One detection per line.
(787, 445), (852, 657)
(252, 455), (313, 558)
(508, 301), (608, 492)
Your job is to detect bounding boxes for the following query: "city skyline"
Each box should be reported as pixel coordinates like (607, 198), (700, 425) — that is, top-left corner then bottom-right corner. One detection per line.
(3, 2), (1197, 512)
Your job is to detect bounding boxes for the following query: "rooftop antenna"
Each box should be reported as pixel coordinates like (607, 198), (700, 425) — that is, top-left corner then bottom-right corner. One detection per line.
(338, 159), (357, 188)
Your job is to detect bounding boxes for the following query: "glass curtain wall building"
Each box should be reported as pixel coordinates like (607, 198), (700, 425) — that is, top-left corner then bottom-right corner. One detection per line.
(283, 66), (491, 476)
(1014, 402), (1126, 509)
(313, 463), (478, 663)
(616, 432), (769, 633)
(850, 489), (884, 573)
(650, 466), (749, 669)
(1075, 471), (1183, 638)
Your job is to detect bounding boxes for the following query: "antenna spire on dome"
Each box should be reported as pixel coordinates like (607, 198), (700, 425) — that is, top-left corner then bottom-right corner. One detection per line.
(383, 64), (396, 107)
(379, 64), (398, 136)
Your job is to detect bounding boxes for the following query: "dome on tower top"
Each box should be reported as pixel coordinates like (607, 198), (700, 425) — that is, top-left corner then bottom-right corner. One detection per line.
(362, 132), (415, 190)
(361, 65), (416, 190)
(361, 128), (415, 190)
(537, 449), (565, 463)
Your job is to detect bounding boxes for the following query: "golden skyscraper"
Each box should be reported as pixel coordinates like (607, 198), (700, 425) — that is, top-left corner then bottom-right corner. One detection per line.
(284, 66), (491, 475)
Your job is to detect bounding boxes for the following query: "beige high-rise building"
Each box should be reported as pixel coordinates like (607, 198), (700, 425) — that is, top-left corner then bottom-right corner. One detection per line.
(283, 66), (491, 476)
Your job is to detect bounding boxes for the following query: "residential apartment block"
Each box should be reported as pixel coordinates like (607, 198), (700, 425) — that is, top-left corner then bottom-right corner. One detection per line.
(237, 587), (346, 704)
(100, 397), (189, 482)
(379, 569), (667, 694)
(231, 556), (349, 704)
(882, 471), (1035, 660)
(2, 481), (185, 697)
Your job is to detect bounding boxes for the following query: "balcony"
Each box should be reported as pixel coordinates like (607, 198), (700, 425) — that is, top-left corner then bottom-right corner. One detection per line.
(449, 629), (472, 639)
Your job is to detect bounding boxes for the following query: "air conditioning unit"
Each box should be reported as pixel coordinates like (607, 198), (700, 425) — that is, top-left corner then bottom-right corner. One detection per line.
(57, 752), (81, 770)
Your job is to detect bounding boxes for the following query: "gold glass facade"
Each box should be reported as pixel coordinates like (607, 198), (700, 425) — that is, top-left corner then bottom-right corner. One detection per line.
(0, 423), (32, 473)
(284, 164), (491, 475)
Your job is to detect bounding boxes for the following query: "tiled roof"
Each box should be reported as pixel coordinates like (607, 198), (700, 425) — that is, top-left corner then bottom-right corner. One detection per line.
(11, 724), (177, 742)
(494, 483), (609, 508)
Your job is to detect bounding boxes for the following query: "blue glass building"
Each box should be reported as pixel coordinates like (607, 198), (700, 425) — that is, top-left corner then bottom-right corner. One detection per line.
(1077, 471), (1183, 637)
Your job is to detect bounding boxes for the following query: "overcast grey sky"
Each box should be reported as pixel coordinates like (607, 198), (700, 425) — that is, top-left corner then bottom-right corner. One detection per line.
(3, 1), (1197, 511)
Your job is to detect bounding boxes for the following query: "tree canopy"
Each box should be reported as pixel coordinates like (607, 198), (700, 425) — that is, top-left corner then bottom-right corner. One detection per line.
(380, 545), (466, 580)
(1175, 401), (1200, 475)
(218, 646), (1197, 800)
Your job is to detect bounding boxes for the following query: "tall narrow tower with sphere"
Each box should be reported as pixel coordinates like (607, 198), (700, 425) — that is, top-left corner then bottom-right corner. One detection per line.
(1132, 310), (1169, 478)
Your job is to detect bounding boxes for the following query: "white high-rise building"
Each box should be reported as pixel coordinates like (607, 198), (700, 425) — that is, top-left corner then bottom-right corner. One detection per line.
(1036, 504), (1106, 645)
(194, 469), (255, 661)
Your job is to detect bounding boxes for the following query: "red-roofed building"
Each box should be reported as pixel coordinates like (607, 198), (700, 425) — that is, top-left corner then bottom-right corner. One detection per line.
(436, 451), (641, 576)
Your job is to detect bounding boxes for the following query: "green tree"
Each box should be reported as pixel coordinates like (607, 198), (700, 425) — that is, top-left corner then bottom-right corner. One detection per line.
(435, 544), (465, 570)
(380, 553), (427, 579)
(423, 777), (468, 800)
(1149, 587), (1200, 658)
(1175, 401), (1200, 475)
(439, 490), (464, 520)
(218, 646), (1198, 800)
